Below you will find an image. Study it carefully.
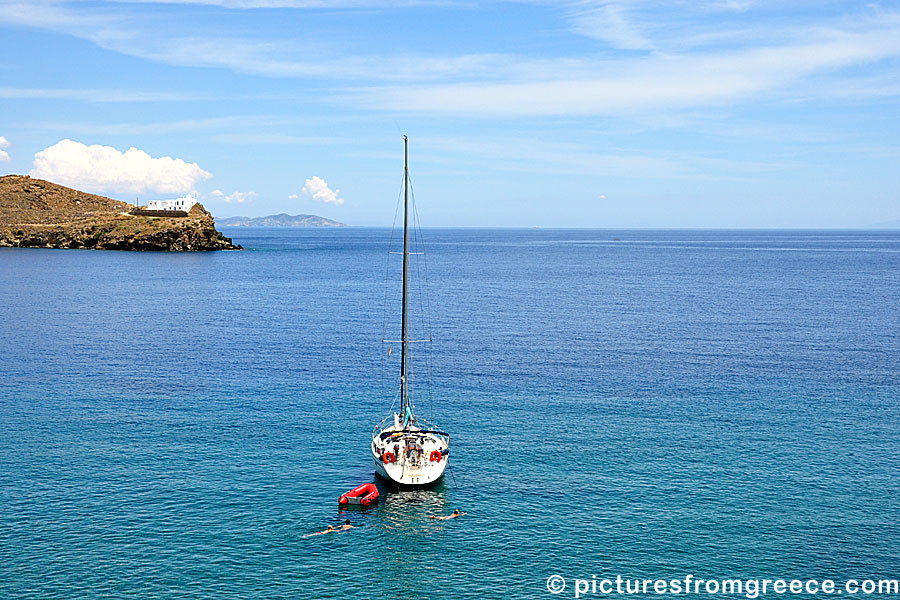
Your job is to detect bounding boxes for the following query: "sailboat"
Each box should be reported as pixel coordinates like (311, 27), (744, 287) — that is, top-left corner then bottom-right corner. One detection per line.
(371, 136), (450, 486)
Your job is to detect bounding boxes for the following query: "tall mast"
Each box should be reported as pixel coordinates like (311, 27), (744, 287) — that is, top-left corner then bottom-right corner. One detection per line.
(400, 135), (410, 423)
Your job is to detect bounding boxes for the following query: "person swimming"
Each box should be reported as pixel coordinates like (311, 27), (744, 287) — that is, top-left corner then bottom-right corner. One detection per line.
(305, 519), (357, 537)
(430, 509), (465, 520)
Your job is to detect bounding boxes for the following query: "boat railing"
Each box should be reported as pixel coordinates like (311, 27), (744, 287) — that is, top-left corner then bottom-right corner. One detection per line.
(373, 421), (450, 445)
(416, 418), (450, 442)
(373, 415), (447, 433)
(373, 415), (394, 435)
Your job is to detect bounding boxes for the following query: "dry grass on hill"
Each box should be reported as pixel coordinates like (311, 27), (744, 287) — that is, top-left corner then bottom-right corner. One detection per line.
(0, 175), (238, 251)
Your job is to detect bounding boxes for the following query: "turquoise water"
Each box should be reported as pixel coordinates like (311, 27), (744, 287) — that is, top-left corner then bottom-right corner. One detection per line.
(1, 229), (899, 599)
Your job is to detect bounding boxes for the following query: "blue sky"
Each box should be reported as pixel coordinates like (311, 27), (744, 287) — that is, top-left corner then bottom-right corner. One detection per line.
(1, 0), (898, 227)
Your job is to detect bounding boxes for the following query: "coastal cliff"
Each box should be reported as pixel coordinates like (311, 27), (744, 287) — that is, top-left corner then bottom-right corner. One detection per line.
(0, 175), (240, 251)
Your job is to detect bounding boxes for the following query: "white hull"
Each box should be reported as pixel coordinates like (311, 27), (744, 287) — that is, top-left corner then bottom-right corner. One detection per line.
(372, 419), (449, 486)
(372, 454), (447, 486)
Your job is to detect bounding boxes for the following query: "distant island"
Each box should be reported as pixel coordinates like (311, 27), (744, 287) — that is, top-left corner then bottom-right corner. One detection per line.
(0, 175), (240, 251)
(218, 213), (346, 227)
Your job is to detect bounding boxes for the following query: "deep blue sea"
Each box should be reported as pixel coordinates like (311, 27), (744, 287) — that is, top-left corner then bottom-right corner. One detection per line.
(1, 228), (899, 599)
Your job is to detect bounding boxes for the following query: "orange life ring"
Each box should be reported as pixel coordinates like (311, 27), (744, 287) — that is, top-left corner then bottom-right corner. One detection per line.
(382, 451), (396, 464)
(430, 450), (442, 462)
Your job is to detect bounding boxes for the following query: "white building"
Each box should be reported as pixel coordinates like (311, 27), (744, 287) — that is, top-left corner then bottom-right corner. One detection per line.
(147, 194), (198, 212)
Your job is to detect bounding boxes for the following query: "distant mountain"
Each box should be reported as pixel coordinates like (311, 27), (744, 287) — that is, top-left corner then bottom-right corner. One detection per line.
(218, 213), (346, 227)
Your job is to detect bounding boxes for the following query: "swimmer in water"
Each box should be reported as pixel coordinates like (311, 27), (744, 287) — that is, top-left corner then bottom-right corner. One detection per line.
(340, 519), (355, 531)
(306, 525), (336, 537)
(430, 509), (465, 520)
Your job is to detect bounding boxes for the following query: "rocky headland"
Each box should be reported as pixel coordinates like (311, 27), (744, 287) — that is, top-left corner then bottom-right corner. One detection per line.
(0, 175), (240, 251)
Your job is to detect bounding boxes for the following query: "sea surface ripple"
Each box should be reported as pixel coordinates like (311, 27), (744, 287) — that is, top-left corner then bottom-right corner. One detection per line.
(1, 229), (899, 599)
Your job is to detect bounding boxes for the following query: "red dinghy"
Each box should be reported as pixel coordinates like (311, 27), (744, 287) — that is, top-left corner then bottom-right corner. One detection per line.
(339, 483), (379, 506)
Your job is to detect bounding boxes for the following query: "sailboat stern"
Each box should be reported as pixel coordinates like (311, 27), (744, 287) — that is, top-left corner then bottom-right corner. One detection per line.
(372, 418), (449, 486)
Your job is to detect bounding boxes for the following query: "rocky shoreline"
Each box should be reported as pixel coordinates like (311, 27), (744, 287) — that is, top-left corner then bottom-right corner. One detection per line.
(0, 175), (241, 251)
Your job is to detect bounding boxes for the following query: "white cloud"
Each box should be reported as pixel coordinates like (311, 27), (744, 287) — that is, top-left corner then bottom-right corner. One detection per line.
(5, 0), (900, 120)
(413, 135), (784, 180)
(566, 0), (758, 51)
(108, 0), (431, 7)
(0, 136), (8, 161)
(212, 133), (352, 145)
(0, 86), (211, 103)
(354, 25), (900, 116)
(287, 193), (299, 199)
(219, 190), (256, 203)
(0, 0), (483, 82)
(0, 150), (8, 162)
(300, 176), (343, 205)
(29, 139), (212, 195)
(569, 2), (654, 50)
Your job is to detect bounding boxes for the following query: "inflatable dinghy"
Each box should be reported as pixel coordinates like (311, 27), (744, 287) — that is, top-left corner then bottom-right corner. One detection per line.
(339, 483), (379, 506)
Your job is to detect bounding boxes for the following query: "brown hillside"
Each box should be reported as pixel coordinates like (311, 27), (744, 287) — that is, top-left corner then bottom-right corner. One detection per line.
(0, 175), (133, 224)
(0, 175), (239, 251)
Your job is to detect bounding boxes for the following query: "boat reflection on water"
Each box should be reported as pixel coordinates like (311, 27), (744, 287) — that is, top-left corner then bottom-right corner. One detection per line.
(368, 481), (453, 595)
(376, 481), (450, 533)
(335, 478), (452, 535)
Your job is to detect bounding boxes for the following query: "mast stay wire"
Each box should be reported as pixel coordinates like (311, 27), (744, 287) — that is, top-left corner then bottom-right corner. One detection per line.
(380, 170), (406, 417)
(407, 174), (435, 422)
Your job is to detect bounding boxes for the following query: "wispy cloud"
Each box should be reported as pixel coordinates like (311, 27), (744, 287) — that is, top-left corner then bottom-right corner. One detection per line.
(211, 189), (257, 203)
(211, 133), (352, 145)
(0, 86), (212, 102)
(3, 0), (900, 119)
(31, 115), (307, 135)
(0, 1), (514, 82)
(0, 0), (115, 31)
(568, 1), (655, 50)
(352, 23), (900, 116)
(106, 0), (445, 7)
(27, 115), (366, 141)
(414, 135), (787, 180)
(116, 38), (523, 81)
